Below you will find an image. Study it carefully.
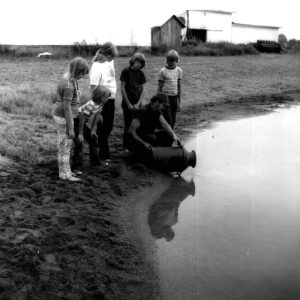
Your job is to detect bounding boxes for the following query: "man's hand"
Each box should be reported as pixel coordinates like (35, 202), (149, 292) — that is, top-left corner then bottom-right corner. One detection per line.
(173, 135), (182, 147)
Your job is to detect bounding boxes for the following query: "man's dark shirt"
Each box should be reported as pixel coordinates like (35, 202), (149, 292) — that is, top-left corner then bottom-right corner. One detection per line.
(134, 104), (161, 135)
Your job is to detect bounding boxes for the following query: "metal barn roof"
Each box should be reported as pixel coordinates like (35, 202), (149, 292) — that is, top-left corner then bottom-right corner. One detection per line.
(187, 9), (234, 15)
(232, 22), (280, 29)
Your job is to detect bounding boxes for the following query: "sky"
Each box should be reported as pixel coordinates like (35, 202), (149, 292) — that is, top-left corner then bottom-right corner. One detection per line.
(0, 0), (299, 45)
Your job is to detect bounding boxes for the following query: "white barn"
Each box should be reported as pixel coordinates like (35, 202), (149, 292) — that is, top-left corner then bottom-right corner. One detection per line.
(181, 10), (233, 43)
(181, 10), (280, 43)
(231, 22), (280, 44)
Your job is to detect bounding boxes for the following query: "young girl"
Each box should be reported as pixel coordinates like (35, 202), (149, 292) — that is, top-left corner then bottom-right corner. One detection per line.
(120, 52), (146, 149)
(157, 50), (182, 129)
(52, 57), (89, 182)
(89, 42), (118, 163)
(73, 85), (111, 168)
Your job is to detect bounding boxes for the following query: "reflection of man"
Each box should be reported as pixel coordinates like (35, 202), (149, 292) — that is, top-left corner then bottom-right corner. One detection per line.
(128, 93), (181, 157)
(149, 201), (178, 241)
(148, 177), (195, 241)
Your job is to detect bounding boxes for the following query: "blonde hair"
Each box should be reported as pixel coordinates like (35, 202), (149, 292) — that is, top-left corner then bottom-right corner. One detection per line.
(64, 57), (89, 80)
(92, 85), (111, 103)
(166, 49), (179, 63)
(92, 42), (118, 63)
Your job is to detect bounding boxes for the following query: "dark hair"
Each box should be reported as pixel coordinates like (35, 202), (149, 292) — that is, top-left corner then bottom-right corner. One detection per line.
(150, 92), (168, 105)
(92, 42), (118, 63)
(129, 52), (146, 68)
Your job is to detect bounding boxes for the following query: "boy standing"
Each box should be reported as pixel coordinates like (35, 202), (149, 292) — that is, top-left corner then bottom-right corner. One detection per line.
(157, 50), (182, 129)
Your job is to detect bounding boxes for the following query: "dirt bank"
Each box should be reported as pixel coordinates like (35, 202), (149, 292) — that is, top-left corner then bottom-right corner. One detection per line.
(0, 92), (299, 300)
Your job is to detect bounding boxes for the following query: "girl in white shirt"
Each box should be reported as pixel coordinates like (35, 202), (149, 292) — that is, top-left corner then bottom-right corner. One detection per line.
(89, 42), (118, 163)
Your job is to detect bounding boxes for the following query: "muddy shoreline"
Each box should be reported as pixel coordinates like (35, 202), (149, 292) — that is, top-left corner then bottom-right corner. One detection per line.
(0, 91), (299, 300)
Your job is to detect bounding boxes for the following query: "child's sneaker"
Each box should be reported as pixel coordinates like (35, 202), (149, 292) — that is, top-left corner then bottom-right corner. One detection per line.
(60, 176), (81, 182)
(67, 176), (81, 182)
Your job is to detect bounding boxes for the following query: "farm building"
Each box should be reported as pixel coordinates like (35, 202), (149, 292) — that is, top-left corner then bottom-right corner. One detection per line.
(231, 22), (280, 44)
(182, 10), (233, 43)
(151, 15), (185, 50)
(151, 9), (280, 49)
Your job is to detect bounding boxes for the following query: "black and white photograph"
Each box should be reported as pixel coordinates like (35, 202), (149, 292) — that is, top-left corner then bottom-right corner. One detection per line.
(0, 0), (300, 299)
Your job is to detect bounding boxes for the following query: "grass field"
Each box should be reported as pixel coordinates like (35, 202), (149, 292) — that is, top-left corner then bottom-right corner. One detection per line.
(0, 53), (300, 163)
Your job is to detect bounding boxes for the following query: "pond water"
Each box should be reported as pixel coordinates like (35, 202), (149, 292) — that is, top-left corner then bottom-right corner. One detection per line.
(148, 106), (300, 300)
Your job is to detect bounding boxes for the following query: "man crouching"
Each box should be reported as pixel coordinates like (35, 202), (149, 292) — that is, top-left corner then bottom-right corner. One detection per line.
(127, 92), (181, 158)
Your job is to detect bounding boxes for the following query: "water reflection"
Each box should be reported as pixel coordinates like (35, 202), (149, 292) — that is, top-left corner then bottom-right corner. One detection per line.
(150, 106), (300, 300)
(148, 177), (195, 241)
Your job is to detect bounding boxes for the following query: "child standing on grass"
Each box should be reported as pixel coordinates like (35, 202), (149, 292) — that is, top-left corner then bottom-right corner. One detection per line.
(157, 50), (182, 129)
(52, 57), (89, 182)
(120, 52), (146, 149)
(73, 85), (111, 169)
(89, 42), (118, 164)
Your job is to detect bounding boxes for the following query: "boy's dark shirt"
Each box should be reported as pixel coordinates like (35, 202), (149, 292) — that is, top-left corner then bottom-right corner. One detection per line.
(134, 104), (161, 135)
(120, 67), (146, 105)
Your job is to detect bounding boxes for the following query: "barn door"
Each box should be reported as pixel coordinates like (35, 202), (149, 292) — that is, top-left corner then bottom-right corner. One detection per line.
(189, 29), (207, 42)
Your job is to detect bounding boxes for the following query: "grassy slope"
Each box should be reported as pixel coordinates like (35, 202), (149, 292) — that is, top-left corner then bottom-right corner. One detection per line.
(0, 54), (300, 162)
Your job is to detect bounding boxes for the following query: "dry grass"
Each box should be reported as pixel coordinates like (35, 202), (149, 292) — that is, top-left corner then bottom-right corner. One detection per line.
(0, 54), (300, 163)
